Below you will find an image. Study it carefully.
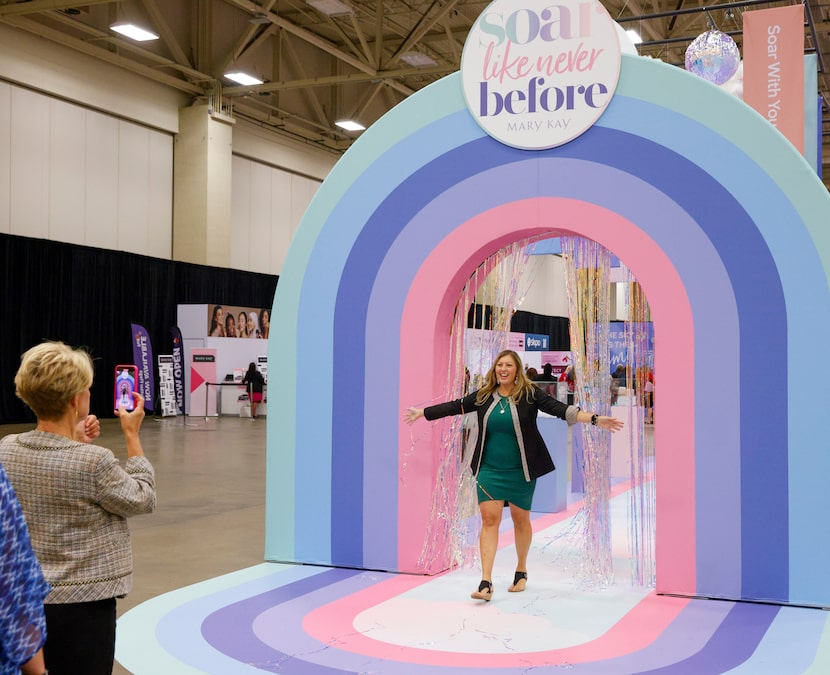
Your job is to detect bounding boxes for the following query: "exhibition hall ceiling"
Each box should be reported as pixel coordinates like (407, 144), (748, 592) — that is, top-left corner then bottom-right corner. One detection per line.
(1, 0), (827, 186)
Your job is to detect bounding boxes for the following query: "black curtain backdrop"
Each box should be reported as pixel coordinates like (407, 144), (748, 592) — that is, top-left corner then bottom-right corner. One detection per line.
(467, 304), (570, 351)
(510, 309), (571, 351)
(0, 233), (277, 424)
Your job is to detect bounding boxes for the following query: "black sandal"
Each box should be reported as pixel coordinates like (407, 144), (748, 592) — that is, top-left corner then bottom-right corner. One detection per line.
(470, 579), (493, 601)
(508, 571), (527, 593)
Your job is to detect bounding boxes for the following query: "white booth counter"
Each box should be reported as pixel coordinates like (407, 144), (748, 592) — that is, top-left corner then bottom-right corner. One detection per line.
(220, 382), (267, 417)
(198, 381), (268, 417)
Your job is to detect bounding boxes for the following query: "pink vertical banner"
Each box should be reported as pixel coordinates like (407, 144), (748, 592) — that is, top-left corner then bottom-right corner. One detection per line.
(743, 5), (805, 153)
(189, 349), (217, 416)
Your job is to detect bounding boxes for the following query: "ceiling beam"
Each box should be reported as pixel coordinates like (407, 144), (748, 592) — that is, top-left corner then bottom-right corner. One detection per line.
(374, 0), (383, 68)
(610, 0), (666, 43)
(282, 35), (330, 127)
(222, 63), (452, 95)
(140, 0), (193, 68)
(219, 0), (370, 73)
(386, 0), (461, 67)
(0, 0), (116, 16)
(0, 14), (205, 94)
(217, 0), (277, 74)
(43, 10), (213, 82)
(348, 11), (374, 65)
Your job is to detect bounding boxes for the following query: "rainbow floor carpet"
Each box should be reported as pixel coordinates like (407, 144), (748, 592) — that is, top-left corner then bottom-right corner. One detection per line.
(116, 491), (830, 674)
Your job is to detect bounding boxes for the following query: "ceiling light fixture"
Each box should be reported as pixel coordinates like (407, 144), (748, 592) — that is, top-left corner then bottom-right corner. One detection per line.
(110, 23), (159, 42)
(625, 29), (643, 45)
(306, 0), (354, 17)
(400, 51), (438, 67)
(224, 72), (264, 86)
(249, 13), (271, 25)
(335, 119), (365, 131)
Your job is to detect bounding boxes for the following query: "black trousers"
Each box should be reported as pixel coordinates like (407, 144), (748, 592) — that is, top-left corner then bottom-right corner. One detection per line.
(44, 598), (117, 675)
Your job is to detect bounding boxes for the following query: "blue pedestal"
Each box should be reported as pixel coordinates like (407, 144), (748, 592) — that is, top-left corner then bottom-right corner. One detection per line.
(533, 414), (569, 513)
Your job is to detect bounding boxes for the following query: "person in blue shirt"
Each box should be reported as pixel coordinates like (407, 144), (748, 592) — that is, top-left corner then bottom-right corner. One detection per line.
(0, 461), (50, 675)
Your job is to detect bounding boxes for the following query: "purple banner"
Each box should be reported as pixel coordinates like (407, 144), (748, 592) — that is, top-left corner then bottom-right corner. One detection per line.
(609, 321), (654, 372)
(131, 323), (155, 412)
(170, 326), (184, 415)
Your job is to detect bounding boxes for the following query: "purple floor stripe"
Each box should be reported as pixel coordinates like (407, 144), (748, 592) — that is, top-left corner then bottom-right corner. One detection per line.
(637, 602), (780, 674)
(199, 569), (784, 674)
(559, 598), (734, 674)
(201, 567), (362, 674)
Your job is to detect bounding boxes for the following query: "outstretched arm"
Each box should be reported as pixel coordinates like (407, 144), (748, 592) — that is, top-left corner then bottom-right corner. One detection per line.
(404, 407), (424, 424)
(573, 409), (624, 432)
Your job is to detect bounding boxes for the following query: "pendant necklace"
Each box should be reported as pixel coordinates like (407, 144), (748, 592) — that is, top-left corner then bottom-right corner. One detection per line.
(499, 397), (507, 414)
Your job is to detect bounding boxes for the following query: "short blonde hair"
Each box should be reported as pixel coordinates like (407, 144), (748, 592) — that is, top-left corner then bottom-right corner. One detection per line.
(15, 341), (94, 420)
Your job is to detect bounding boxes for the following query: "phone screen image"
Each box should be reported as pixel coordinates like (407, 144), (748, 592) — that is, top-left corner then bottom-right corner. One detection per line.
(114, 366), (137, 412)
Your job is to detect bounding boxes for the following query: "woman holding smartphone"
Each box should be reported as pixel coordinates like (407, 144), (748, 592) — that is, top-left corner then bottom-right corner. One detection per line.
(0, 341), (156, 675)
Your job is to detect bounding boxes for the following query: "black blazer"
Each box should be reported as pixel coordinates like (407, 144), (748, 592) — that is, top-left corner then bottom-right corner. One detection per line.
(424, 387), (570, 481)
(242, 369), (265, 394)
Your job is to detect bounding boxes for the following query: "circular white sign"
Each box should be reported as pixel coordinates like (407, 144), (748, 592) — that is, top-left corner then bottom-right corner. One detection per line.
(461, 0), (622, 150)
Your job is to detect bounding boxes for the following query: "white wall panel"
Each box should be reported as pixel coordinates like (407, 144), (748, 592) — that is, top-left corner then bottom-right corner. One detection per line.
(230, 156), (251, 272)
(248, 162), (272, 274)
(519, 255), (569, 317)
(147, 131), (173, 259)
(9, 87), (49, 239)
(48, 98), (86, 245)
(269, 170), (293, 275)
(0, 82), (10, 234)
(0, 24), (185, 134)
(84, 113), (119, 250)
(290, 174), (316, 241)
(233, 119), (335, 181)
(117, 123), (150, 254)
(3, 83), (174, 256)
(230, 154), (321, 276)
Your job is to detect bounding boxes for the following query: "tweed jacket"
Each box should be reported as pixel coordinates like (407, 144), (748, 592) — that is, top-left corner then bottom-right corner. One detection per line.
(0, 431), (156, 604)
(424, 387), (579, 481)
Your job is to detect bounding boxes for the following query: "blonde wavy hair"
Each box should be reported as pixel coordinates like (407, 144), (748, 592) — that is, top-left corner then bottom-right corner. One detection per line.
(475, 349), (537, 406)
(15, 341), (94, 420)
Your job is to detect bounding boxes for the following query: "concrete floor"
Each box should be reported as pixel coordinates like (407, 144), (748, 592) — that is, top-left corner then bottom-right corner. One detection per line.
(0, 415), (267, 675)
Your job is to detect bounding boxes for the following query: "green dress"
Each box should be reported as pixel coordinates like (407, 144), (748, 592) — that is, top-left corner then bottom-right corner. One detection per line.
(475, 395), (536, 510)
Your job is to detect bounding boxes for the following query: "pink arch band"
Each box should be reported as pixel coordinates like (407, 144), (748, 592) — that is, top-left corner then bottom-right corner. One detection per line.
(397, 198), (695, 592)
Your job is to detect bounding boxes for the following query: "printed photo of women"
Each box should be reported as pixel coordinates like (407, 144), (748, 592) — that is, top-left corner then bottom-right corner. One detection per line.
(237, 311), (248, 338)
(207, 305), (271, 339)
(259, 309), (270, 339)
(209, 305), (225, 337)
(247, 312), (259, 338)
(225, 313), (237, 338)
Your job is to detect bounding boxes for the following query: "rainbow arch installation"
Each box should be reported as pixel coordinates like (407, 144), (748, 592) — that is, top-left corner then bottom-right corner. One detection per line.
(266, 54), (830, 607)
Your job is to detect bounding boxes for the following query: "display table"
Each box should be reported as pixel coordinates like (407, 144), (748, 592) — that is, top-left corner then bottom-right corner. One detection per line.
(572, 406), (643, 492)
(204, 382), (267, 417)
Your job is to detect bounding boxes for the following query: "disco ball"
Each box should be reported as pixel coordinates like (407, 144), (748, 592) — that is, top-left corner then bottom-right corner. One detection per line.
(685, 30), (740, 85)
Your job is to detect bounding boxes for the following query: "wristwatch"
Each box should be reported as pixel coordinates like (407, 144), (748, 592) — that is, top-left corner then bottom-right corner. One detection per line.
(590, 414), (598, 426)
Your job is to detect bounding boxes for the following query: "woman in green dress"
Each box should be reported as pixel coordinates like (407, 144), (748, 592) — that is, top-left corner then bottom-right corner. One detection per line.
(405, 349), (623, 601)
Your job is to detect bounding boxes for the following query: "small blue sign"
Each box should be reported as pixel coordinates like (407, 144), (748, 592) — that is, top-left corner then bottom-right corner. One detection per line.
(525, 333), (549, 351)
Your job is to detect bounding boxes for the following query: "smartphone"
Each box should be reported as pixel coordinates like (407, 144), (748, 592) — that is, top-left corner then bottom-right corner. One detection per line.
(114, 365), (138, 412)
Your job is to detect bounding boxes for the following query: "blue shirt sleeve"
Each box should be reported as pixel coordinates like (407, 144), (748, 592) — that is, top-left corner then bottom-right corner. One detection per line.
(0, 462), (50, 672)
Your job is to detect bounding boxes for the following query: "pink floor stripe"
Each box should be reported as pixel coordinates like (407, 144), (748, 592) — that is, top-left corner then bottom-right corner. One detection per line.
(304, 477), (662, 666)
(302, 581), (689, 667)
